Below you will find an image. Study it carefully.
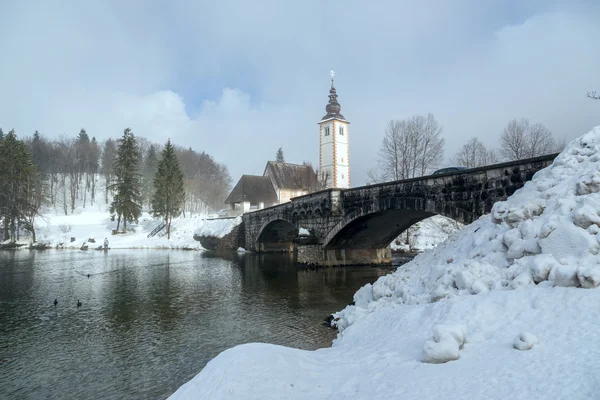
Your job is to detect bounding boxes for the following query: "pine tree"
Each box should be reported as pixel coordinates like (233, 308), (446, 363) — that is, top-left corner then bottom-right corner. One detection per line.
(142, 144), (159, 207)
(276, 147), (285, 162)
(151, 139), (185, 239)
(0, 130), (36, 242)
(0, 128), (4, 143)
(110, 128), (142, 233)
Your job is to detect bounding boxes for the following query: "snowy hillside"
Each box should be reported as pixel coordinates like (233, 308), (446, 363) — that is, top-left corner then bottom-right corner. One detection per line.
(168, 126), (600, 400)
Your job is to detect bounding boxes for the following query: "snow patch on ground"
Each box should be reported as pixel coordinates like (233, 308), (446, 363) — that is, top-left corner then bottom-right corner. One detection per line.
(169, 126), (600, 400)
(193, 217), (241, 239)
(28, 204), (240, 250)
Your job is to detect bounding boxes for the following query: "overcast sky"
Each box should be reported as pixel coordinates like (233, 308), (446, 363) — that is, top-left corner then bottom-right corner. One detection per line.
(1, 0), (599, 185)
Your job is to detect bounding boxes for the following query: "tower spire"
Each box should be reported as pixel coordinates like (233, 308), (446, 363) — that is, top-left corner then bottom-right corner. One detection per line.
(322, 69), (345, 121)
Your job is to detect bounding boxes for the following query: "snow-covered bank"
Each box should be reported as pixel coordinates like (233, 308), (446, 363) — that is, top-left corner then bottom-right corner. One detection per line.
(171, 288), (599, 399)
(169, 126), (600, 400)
(25, 207), (241, 250)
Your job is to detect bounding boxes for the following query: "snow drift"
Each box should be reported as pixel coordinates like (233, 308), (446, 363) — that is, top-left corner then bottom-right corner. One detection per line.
(169, 127), (600, 400)
(335, 127), (600, 331)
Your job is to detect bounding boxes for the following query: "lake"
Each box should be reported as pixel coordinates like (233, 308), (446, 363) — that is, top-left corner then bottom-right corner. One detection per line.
(0, 250), (405, 399)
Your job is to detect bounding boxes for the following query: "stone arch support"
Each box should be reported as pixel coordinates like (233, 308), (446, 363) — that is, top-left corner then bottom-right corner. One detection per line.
(255, 217), (298, 253)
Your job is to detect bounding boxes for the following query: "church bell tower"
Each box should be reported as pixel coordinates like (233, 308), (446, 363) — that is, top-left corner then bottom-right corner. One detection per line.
(319, 70), (350, 189)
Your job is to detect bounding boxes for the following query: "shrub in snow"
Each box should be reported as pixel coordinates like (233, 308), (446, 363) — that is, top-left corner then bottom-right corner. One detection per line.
(422, 324), (466, 364)
(513, 332), (538, 351)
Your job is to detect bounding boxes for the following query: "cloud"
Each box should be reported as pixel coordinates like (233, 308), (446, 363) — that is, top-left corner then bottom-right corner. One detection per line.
(1, 1), (599, 186)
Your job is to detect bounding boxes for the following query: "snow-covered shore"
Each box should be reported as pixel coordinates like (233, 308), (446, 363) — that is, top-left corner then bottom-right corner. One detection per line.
(8, 204), (241, 250)
(168, 126), (600, 400)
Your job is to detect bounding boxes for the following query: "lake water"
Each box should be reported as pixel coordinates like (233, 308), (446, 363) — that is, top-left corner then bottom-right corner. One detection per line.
(0, 250), (405, 399)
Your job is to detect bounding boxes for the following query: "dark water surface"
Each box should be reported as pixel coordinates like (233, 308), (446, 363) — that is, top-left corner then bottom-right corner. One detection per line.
(0, 250), (401, 399)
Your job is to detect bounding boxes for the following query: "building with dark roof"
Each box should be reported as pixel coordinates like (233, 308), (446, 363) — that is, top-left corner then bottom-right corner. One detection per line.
(224, 163), (321, 216)
(224, 175), (278, 215)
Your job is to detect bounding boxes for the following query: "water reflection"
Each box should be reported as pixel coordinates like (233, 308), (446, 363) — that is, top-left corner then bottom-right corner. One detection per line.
(0, 250), (400, 399)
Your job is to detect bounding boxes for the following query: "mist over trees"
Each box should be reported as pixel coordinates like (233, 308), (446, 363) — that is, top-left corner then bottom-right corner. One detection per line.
(0, 125), (232, 241)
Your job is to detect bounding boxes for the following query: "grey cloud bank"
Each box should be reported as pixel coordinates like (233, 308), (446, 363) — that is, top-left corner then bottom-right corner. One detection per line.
(1, 0), (598, 184)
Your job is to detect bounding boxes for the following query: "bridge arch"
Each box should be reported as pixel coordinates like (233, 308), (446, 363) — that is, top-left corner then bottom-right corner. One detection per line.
(323, 199), (474, 250)
(256, 218), (298, 252)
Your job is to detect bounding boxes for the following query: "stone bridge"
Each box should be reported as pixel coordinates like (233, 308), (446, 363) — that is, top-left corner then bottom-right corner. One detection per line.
(241, 154), (557, 266)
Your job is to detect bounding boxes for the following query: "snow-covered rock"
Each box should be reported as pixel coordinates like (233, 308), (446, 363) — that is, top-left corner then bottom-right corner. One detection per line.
(422, 336), (460, 364)
(422, 324), (467, 363)
(513, 332), (538, 351)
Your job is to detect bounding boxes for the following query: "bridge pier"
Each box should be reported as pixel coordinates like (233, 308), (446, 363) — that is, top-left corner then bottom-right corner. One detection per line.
(258, 241), (294, 252)
(296, 243), (392, 266)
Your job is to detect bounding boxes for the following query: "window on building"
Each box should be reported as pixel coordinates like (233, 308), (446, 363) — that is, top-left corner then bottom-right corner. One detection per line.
(324, 127), (330, 136)
(339, 126), (344, 135)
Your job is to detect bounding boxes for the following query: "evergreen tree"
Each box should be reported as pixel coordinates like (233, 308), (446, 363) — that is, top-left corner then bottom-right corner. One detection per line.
(142, 144), (159, 207)
(151, 139), (185, 239)
(110, 128), (142, 233)
(276, 147), (285, 162)
(0, 128), (4, 143)
(0, 130), (36, 242)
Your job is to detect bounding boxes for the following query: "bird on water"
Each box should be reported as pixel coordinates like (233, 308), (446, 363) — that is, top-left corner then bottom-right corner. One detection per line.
(54, 299), (58, 306)
(77, 300), (82, 308)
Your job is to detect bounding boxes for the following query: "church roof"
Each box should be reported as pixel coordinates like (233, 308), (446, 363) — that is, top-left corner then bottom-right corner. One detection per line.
(224, 175), (278, 205)
(264, 161), (321, 191)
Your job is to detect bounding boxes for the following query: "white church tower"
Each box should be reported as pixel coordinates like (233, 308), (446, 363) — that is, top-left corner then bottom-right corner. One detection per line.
(319, 70), (350, 189)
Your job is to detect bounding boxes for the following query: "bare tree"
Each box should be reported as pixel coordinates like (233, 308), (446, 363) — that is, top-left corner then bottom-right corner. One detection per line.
(418, 114), (445, 176)
(588, 91), (600, 100)
(375, 114), (445, 181)
(499, 118), (560, 161)
(366, 168), (384, 184)
(315, 168), (331, 189)
(378, 120), (403, 181)
(452, 138), (499, 168)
